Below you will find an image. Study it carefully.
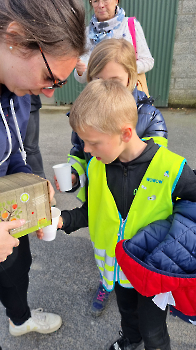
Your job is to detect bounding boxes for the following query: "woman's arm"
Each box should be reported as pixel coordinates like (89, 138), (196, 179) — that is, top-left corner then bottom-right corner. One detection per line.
(7, 151), (32, 175)
(134, 19), (154, 74)
(74, 27), (91, 83)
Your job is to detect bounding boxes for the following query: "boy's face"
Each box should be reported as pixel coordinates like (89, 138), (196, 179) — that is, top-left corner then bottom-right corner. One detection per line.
(77, 126), (124, 164)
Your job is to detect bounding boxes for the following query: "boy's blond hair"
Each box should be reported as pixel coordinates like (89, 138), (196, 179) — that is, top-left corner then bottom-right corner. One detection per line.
(87, 38), (137, 92)
(69, 79), (138, 134)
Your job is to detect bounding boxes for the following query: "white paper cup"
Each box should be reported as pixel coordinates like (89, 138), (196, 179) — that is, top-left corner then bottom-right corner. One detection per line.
(42, 207), (61, 242)
(53, 163), (72, 192)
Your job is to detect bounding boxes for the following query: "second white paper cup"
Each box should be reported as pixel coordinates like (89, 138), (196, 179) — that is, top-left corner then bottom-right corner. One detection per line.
(53, 163), (72, 192)
(42, 207), (61, 242)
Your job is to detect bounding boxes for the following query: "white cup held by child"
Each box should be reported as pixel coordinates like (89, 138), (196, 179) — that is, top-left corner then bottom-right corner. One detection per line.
(42, 207), (61, 241)
(53, 163), (72, 192)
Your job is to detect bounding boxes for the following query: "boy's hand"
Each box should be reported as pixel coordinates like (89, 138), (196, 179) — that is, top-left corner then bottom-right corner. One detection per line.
(36, 216), (64, 240)
(36, 229), (43, 240)
(54, 174), (77, 190)
(75, 59), (87, 76)
(54, 175), (60, 190)
(58, 216), (64, 229)
(71, 174), (77, 187)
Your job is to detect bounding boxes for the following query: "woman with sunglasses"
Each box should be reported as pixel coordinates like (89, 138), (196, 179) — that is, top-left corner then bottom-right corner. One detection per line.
(74, 0), (154, 90)
(0, 0), (85, 337)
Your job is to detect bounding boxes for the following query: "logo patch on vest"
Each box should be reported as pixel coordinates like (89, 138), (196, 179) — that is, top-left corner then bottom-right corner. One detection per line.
(146, 178), (163, 184)
(133, 189), (138, 196)
(164, 171), (169, 177)
(148, 195), (156, 201)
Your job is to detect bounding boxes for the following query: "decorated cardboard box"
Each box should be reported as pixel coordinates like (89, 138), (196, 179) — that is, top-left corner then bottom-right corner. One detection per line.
(0, 173), (52, 238)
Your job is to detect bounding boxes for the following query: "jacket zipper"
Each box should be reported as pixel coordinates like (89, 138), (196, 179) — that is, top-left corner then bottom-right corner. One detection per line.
(123, 166), (128, 219)
(116, 217), (126, 282)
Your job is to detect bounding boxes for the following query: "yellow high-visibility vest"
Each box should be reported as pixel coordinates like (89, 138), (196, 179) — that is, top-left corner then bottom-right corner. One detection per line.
(87, 147), (186, 291)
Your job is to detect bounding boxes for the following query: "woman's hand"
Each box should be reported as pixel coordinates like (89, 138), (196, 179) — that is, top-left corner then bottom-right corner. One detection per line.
(0, 220), (24, 262)
(75, 58), (87, 76)
(48, 180), (55, 201)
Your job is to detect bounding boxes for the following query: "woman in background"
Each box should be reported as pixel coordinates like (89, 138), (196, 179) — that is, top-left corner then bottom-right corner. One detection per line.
(74, 0), (154, 89)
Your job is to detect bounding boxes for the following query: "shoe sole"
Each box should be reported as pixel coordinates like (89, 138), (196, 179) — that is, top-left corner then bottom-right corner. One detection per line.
(91, 300), (110, 318)
(104, 340), (144, 350)
(91, 309), (104, 317)
(9, 319), (62, 337)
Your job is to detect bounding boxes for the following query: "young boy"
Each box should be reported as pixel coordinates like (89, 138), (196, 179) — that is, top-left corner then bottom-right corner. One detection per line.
(56, 80), (196, 350)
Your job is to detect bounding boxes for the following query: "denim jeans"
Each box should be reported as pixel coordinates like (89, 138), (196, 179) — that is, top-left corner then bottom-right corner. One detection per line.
(115, 283), (171, 350)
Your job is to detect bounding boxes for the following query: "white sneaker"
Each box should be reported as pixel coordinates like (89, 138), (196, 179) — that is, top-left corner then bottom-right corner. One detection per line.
(9, 308), (62, 336)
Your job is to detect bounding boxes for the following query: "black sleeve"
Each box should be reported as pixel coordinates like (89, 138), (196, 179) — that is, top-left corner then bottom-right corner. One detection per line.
(172, 163), (196, 202)
(61, 201), (88, 234)
(61, 179), (88, 234)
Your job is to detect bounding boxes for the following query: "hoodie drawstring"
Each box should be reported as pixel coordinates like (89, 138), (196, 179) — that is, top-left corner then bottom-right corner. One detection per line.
(0, 99), (26, 166)
(0, 102), (12, 166)
(10, 99), (26, 164)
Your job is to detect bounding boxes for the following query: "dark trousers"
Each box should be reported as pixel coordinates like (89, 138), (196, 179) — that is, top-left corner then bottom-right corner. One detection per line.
(24, 108), (45, 178)
(115, 283), (171, 350)
(0, 235), (32, 325)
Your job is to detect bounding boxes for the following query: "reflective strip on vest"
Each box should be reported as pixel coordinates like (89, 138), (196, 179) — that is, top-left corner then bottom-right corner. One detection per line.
(67, 156), (86, 187)
(78, 173), (86, 188)
(87, 147), (185, 292)
(93, 242), (133, 290)
(67, 155), (87, 202)
(119, 268), (133, 288)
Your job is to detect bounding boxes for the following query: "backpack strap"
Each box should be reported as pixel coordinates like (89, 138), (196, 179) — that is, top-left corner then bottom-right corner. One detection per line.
(128, 17), (137, 59)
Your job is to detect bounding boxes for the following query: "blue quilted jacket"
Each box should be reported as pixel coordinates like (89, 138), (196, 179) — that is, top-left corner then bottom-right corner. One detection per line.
(116, 200), (196, 324)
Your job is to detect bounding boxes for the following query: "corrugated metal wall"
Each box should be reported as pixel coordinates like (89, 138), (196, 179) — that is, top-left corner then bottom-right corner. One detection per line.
(55, 0), (179, 107)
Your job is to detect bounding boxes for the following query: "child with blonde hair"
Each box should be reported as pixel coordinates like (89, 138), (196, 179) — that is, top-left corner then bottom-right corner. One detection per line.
(51, 79), (196, 350)
(63, 39), (168, 316)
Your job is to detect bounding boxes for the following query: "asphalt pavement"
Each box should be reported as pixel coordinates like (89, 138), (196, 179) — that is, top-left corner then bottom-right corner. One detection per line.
(1, 106), (196, 350)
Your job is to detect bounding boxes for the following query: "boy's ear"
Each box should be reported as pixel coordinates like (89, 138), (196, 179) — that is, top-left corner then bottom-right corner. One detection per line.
(121, 127), (132, 143)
